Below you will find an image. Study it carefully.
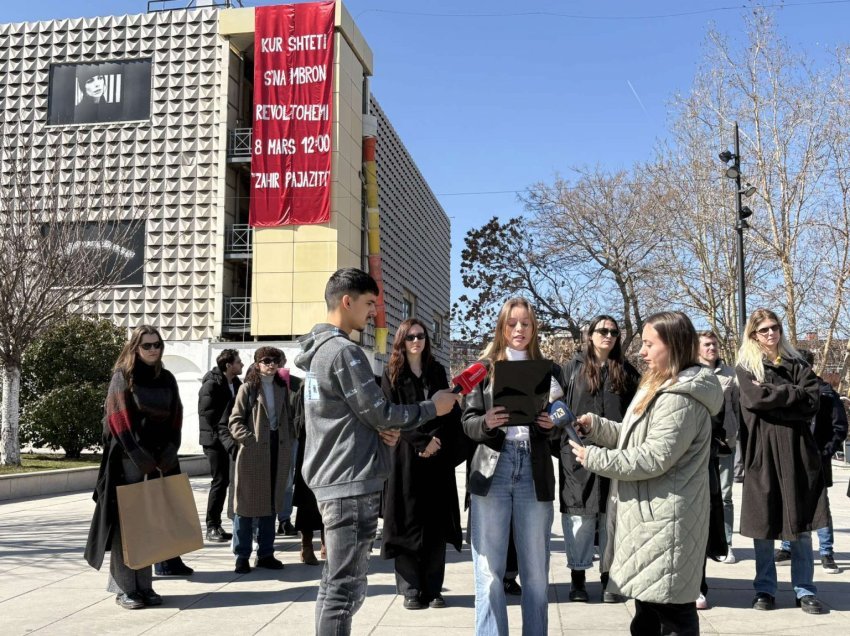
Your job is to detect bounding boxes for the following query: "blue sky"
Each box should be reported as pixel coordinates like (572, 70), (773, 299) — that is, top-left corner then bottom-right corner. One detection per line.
(4, 1), (850, 304)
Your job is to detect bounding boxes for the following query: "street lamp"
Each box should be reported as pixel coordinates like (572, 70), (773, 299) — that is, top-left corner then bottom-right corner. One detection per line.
(719, 122), (756, 337)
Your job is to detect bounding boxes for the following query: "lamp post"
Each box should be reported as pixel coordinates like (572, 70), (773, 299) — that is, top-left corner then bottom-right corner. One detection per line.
(719, 122), (754, 337)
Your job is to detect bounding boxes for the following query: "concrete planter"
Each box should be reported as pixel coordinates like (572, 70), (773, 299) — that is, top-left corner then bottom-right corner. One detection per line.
(0, 455), (209, 502)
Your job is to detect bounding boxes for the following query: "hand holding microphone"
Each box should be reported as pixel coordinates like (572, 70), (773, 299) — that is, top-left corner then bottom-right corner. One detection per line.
(432, 362), (488, 417)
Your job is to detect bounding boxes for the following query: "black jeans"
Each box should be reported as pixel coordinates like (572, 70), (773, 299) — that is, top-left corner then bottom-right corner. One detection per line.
(203, 440), (230, 528)
(631, 599), (699, 636)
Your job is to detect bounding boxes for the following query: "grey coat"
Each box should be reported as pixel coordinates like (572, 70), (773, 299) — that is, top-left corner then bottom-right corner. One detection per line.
(584, 366), (723, 604)
(228, 380), (294, 518)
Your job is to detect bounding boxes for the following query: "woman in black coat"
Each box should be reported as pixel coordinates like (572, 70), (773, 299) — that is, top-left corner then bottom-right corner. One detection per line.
(84, 325), (185, 610)
(736, 308), (828, 615)
(381, 318), (462, 610)
(557, 315), (639, 603)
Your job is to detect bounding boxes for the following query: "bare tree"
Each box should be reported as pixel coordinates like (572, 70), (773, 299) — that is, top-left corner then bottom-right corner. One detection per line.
(0, 143), (145, 465)
(452, 216), (593, 344)
(522, 168), (666, 350)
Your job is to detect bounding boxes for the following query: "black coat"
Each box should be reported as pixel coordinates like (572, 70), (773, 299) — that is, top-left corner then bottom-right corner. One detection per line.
(83, 436), (124, 570)
(737, 357), (828, 540)
(557, 354), (640, 515)
(811, 378), (848, 488)
(380, 361), (463, 557)
(197, 368), (241, 450)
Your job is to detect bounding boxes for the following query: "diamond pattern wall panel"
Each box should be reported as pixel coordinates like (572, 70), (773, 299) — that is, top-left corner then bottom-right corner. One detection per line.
(0, 8), (225, 340)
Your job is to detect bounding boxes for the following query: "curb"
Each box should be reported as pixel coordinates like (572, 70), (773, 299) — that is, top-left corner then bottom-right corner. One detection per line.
(0, 455), (209, 502)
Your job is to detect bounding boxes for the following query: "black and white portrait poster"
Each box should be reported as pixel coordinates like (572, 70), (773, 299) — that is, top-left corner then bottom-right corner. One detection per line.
(47, 59), (152, 125)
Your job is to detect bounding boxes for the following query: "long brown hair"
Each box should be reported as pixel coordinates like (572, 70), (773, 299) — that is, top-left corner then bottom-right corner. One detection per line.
(582, 314), (629, 395)
(112, 325), (164, 388)
(479, 297), (543, 364)
(633, 311), (699, 415)
(388, 318), (432, 387)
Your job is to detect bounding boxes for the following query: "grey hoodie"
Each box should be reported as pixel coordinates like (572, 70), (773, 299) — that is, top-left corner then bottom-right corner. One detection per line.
(294, 323), (437, 501)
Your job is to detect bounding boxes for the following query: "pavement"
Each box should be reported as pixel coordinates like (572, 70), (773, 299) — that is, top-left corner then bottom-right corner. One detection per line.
(3, 464), (850, 635)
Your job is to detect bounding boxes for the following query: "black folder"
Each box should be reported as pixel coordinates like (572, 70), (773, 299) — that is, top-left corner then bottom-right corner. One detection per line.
(491, 360), (553, 426)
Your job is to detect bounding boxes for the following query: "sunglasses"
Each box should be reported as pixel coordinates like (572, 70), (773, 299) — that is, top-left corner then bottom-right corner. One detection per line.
(259, 357), (281, 366)
(405, 333), (427, 342)
(594, 328), (619, 338)
(756, 324), (781, 336)
(139, 341), (163, 351)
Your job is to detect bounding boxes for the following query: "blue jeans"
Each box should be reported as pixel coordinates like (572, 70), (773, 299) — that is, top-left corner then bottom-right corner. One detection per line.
(470, 440), (554, 636)
(753, 533), (816, 598)
(232, 514), (275, 559)
(278, 439), (299, 523)
(315, 491), (380, 636)
(561, 512), (607, 571)
(717, 452), (735, 545)
(780, 492), (833, 555)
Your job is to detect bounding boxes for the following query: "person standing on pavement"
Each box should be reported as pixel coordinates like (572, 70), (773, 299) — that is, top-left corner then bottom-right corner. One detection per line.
(197, 349), (243, 543)
(697, 332), (740, 564)
(736, 309), (828, 615)
(380, 318), (463, 610)
(774, 349), (847, 576)
(570, 311), (722, 636)
(463, 297), (557, 636)
(227, 347), (294, 574)
(557, 314), (639, 604)
(84, 325), (186, 609)
(295, 268), (459, 636)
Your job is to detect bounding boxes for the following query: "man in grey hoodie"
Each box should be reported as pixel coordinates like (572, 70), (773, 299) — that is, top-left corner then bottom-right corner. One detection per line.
(295, 268), (458, 636)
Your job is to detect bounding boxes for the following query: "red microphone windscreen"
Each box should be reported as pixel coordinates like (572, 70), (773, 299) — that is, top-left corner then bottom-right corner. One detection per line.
(452, 362), (488, 395)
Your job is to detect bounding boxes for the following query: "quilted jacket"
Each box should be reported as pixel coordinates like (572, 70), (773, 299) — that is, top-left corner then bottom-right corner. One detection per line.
(583, 365), (723, 604)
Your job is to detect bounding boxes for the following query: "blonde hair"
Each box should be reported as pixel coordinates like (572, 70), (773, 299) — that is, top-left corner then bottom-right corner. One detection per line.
(633, 311), (699, 416)
(736, 308), (801, 382)
(479, 297), (543, 364)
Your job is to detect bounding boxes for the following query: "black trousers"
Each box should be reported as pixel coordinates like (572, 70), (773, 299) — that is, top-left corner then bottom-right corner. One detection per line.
(203, 440), (230, 528)
(394, 541), (447, 602)
(631, 599), (699, 636)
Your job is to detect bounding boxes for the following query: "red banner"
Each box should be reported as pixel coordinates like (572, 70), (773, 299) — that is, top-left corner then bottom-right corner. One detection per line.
(250, 2), (335, 227)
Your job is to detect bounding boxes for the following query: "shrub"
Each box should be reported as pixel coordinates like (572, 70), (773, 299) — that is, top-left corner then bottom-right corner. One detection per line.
(21, 383), (106, 458)
(19, 316), (124, 457)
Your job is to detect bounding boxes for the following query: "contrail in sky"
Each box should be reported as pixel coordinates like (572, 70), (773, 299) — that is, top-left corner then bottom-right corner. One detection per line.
(627, 80), (648, 115)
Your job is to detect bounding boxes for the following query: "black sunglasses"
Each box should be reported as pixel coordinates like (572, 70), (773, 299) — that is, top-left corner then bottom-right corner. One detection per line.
(594, 328), (619, 338)
(405, 333), (426, 342)
(259, 357), (281, 365)
(756, 324), (781, 336)
(139, 341), (163, 351)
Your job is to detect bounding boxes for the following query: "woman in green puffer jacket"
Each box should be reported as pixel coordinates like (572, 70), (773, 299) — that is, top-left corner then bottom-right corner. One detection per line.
(569, 311), (723, 636)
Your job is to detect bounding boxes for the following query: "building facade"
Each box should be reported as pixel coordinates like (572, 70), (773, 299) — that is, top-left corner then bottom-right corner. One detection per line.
(0, 1), (450, 453)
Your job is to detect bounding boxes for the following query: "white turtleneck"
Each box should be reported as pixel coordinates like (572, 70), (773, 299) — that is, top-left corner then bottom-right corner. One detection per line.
(503, 347), (530, 442)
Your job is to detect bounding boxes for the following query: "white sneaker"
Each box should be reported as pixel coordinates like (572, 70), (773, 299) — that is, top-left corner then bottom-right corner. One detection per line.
(722, 548), (737, 564)
(696, 594), (709, 610)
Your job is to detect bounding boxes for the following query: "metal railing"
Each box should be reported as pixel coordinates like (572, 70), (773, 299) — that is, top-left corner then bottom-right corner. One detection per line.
(223, 296), (250, 332)
(225, 224), (252, 258)
(148, 0), (243, 12)
(227, 128), (252, 161)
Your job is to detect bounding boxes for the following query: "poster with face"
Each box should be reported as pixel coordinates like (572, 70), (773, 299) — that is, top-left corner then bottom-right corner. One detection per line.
(47, 59), (152, 125)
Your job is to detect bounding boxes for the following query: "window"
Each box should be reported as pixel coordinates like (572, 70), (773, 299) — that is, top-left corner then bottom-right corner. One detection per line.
(433, 314), (443, 347)
(401, 289), (416, 321)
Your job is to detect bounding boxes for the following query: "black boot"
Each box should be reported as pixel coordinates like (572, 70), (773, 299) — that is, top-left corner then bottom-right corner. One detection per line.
(569, 569), (588, 602)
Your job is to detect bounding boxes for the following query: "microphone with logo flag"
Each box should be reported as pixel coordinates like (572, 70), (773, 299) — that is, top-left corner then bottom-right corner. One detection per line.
(451, 362), (488, 395)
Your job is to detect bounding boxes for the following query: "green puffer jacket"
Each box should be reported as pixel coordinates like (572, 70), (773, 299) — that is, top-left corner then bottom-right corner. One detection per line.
(583, 366), (723, 604)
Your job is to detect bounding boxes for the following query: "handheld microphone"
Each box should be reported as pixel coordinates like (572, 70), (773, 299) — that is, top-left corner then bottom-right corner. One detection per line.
(451, 362), (488, 395)
(277, 367), (290, 385)
(548, 400), (584, 447)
